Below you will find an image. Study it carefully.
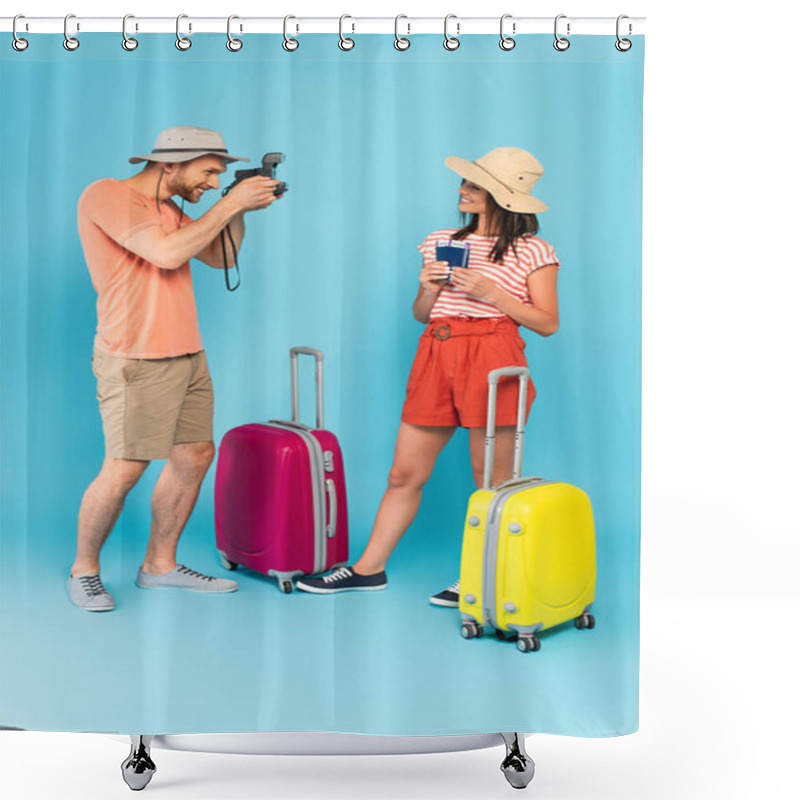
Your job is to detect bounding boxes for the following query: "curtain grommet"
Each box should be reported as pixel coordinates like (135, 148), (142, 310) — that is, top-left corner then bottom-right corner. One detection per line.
(499, 14), (516, 51)
(339, 15), (355, 51)
(443, 14), (460, 51)
(394, 15), (411, 51)
(554, 14), (570, 51)
(615, 15), (633, 51)
(63, 14), (80, 51)
(12, 15), (29, 51)
(226, 15), (243, 51)
(283, 15), (299, 51)
(122, 14), (138, 51)
(176, 14), (192, 51)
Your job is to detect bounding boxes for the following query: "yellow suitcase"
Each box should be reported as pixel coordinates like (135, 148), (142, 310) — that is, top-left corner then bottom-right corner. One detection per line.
(459, 367), (597, 653)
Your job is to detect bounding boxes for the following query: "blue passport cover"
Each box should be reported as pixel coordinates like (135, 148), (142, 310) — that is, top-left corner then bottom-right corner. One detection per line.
(435, 240), (471, 268)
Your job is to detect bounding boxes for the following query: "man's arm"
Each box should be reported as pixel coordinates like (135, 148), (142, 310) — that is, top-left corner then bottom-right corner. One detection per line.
(121, 176), (277, 270)
(194, 211), (245, 269)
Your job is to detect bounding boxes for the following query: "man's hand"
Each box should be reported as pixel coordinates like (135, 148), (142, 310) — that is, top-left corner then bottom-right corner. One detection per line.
(226, 176), (283, 213)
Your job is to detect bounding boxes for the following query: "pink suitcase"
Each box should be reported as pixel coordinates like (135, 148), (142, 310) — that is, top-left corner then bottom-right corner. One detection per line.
(214, 347), (349, 593)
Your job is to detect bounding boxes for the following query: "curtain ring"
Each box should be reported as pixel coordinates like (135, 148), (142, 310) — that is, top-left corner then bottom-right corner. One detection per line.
(122, 15), (138, 51)
(394, 15), (410, 51)
(443, 14), (460, 51)
(553, 14), (570, 51)
(283, 15), (299, 51)
(615, 15), (632, 51)
(227, 15), (243, 51)
(339, 15), (355, 51)
(499, 14), (516, 51)
(176, 14), (192, 51)
(12, 15), (29, 52)
(63, 14), (80, 51)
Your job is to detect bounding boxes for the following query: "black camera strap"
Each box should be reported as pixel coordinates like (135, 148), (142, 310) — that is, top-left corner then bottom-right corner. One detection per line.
(220, 224), (241, 292)
(219, 183), (241, 292)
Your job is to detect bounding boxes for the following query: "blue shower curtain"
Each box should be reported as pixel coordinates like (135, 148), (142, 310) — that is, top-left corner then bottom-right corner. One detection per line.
(0, 32), (643, 736)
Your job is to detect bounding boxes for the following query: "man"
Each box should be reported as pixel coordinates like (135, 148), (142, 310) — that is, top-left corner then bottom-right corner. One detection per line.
(69, 126), (281, 611)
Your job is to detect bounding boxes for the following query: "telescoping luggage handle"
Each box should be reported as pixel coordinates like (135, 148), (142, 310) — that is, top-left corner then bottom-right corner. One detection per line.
(483, 367), (529, 490)
(286, 347), (338, 544)
(290, 347), (324, 430)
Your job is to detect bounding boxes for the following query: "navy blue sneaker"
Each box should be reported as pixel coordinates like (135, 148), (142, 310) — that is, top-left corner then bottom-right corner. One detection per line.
(429, 579), (460, 608)
(295, 566), (387, 594)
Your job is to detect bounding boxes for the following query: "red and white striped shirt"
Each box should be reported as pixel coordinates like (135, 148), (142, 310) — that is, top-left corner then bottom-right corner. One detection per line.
(418, 228), (561, 319)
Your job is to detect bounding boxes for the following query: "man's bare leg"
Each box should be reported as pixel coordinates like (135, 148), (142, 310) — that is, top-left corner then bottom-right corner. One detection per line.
(72, 457), (150, 576)
(140, 441), (215, 575)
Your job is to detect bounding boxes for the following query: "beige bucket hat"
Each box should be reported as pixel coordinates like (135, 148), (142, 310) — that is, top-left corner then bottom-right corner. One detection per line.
(129, 126), (249, 165)
(445, 147), (549, 213)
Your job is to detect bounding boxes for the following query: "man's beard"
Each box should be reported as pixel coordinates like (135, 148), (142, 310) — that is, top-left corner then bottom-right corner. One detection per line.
(173, 174), (203, 203)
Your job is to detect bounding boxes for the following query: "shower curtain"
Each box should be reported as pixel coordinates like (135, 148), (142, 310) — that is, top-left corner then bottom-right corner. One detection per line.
(0, 30), (643, 738)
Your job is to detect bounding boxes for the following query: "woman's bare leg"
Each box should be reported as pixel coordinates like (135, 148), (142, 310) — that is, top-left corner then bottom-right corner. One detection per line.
(353, 422), (456, 575)
(468, 425), (517, 489)
(427, 426), (518, 604)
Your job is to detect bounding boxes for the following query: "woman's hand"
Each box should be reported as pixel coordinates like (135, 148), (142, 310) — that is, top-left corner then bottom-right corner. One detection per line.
(419, 260), (451, 293)
(449, 267), (500, 304)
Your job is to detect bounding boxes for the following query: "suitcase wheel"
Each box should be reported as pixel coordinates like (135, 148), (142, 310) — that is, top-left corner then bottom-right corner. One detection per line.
(218, 551), (239, 571)
(280, 580), (294, 594)
(460, 622), (484, 640)
(574, 613), (596, 630)
(517, 635), (541, 653)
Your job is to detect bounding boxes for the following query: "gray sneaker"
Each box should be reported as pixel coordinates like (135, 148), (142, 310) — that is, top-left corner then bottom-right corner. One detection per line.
(67, 573), (115, 612)
(136, 565), (239, 593)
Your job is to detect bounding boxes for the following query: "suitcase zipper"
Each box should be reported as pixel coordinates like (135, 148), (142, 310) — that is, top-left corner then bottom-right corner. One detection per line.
(265, 421), (329, 575)
(482, 479), (553, 629)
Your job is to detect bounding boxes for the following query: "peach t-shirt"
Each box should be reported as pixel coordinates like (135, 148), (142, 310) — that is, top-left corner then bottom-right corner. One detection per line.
(77, 178), (203, 358)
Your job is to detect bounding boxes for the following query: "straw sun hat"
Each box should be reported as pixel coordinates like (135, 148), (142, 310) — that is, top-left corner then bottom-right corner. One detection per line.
(445, 147), (549, 213)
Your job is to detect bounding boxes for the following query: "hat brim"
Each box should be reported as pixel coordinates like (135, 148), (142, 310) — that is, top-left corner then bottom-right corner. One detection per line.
(445, 156), (548, 214)
(129, 151), (250, 165)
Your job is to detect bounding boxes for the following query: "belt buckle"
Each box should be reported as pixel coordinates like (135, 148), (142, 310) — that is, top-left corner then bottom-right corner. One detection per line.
(433, 324), (451, 341)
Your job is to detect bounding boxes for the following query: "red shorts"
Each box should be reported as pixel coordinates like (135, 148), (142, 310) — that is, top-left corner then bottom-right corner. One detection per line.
(401, 316), (536, 429)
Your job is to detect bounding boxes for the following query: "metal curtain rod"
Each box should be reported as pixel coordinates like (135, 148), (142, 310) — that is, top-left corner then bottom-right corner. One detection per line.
(1, 16), (646, 36)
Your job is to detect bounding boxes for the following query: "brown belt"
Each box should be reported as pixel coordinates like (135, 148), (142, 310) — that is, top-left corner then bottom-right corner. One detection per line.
(425, 317), (518, 341)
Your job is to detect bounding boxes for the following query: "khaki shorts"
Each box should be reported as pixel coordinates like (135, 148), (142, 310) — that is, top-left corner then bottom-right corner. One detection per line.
(92, 349), (214, 461)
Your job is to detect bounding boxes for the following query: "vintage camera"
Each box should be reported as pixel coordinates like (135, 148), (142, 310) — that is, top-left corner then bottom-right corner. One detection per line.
(225, 152), (287, 197)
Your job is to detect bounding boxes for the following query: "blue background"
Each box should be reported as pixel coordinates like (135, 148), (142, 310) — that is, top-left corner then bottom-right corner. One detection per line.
(0, 33), (643, 736)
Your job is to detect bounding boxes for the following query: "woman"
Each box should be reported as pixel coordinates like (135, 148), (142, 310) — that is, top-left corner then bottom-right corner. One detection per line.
(296, 147), (560, 604)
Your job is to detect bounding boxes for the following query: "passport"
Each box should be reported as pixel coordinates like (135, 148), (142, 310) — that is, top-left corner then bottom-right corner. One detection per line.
(435, 240), (471, 277)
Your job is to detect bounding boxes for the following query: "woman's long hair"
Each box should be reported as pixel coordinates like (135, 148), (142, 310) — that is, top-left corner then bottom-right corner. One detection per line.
(452, 185), (539, 263)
